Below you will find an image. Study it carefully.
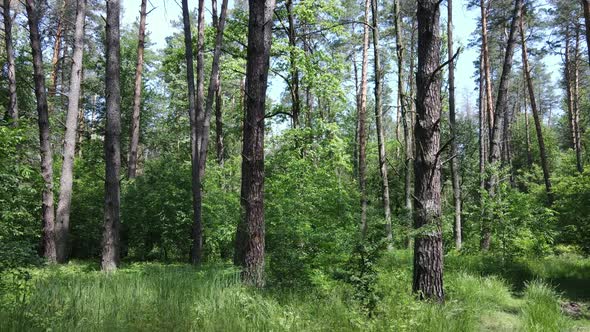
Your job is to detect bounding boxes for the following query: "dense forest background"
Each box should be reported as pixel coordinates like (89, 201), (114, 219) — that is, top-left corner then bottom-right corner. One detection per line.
(2, 0), (590, 330)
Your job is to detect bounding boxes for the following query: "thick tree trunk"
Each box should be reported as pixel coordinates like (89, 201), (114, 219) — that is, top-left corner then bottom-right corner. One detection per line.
(413, 0), (444, 303)
(358, 0), (370, 238)
(372, 0), (392, 248)
(482, 0), (522, 251)
(233, 0), (275, 287)
(182, 0), (203, 265)
(127, 0), (148, 179)
(3, 0), (18, 125)
(480, 0), (495, 136)
(583, 0), (590, 65)
(26, 0), (56, 263)
(55, 0), (86, 263)
(286, 0), (300, 128)
(101, 0), (122, 272)
(519, 14), (552, 199)
(447, 0), (462, 250)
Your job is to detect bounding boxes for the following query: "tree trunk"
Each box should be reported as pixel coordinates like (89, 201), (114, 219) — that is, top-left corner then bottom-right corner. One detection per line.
(372, 0), (392, 248)
(55, 0), (86, 263)
(482, 0), (522, 251)
(573, 27), (583, 173)
(233, 0), (275, 287)
(564, 28), (576, 152)
(26, 0), (56, 263)
(286, 0), (300, 128)
(447, 0), (462, 250)
(519, 15), (552, 199)
(50, 1), (63, 97)
(413, 0), (444, 303)
(196, 0), (206, 178)
(478, 51), (486, 195)
(523, 76), (533, 167)
(127, 0), (148, 179)
(358, 0), (370, 238)
(182, 0), (203, 265)
(3, 0), (18, 125)
(101, 0), (122, 272)
(582, 0), (590, 65)
(480, 0), (495, 136)
(215, 79), (224, 166)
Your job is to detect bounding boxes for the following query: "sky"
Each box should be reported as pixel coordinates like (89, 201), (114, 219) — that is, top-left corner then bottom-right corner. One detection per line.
(120, 0), (560, 117)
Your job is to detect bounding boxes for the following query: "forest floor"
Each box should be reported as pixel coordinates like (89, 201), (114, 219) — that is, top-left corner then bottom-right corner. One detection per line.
(1, 251), (590, 331)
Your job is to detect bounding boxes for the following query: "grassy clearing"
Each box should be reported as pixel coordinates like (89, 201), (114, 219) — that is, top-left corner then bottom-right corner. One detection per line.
(1, 252), (588, 331)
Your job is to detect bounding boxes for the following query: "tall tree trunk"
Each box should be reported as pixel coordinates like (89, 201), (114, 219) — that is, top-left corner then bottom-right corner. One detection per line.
(573, 27), (583, 173)
(26, 0), (56, 263)
(286, 0), (300, 128)
(413, 0), (444, 303)
(447, 0), (462, 250)
(372, 0), (392, 248)
(215, 80), (224, 166)
(50, 1), (63, 97)
(182, 0), (203, 265)
(101, 0), (122, 272)
(564, 28), (577, 152)
(195, 0), (206, 178)
(482, 0), (522, 251)
(3, 0), (18, 125)
(233, 0), (275, 287)
(519, 14), (552, 199)
(55, 0), (86, 263)
(358, 0), (370, 238)
(480, 0), (495, 136)
(523, 75), (533, 167)
(127, 0), (148, 179)
(583, 0), (590, 65)
(479, 51), (486, 193)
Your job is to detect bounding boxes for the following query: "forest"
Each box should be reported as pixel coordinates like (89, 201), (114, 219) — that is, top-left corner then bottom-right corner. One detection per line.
(1, 0), (590, 330)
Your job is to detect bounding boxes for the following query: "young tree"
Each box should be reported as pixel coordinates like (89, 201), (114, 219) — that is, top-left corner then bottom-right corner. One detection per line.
(55, 0), (86, 263)
(102, 0), (122, 272)
(25, 0), (56, 262)
(3, 0), (18, 125)
(127, 0), (149, 179)
(234, 0), (276, 287)
(413, 0), (444, 302)
(358, 0), (370, 238)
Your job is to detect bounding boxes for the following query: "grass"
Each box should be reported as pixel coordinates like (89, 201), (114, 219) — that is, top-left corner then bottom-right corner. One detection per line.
(1, 252), (588, 331)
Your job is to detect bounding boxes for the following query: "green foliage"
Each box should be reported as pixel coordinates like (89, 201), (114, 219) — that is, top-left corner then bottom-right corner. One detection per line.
(521, 281), (571, 332)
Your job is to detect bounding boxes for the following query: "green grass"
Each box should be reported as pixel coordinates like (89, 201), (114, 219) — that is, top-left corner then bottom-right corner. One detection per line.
(1, 253), (588, 331)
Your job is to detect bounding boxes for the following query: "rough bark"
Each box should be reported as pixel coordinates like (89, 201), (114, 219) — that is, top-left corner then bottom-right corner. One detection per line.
(55, 0), (86, 263)
(583, 0), (590, 65)
(286, 0), (300, 128)
(233, 0), (275, 287)
(447, 0), (462, 250)
(195, 0), (206, 178)
(371, 0), (392, 248)
(181, 0), (203, 265)
(564, 28), (576, 152)
(358, 0), (370, 238)
(127, 0), (148, 179)
(482, 0), (522, 251)
(519, 14), (552, 199)
(413, 0), (444, 303)
(3, 0), (18, 125)
(101, 0), (122, 272)
(480, 0), (495, 136)
(26, 0), (57, 263)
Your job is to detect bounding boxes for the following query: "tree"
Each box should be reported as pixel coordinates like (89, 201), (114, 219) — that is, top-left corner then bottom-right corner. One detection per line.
(583, 0), (590, 64)
(55, 0), (86, 263)
(480, 0), (495, 139)
(371, 0), (392, 247)
(447, 0), (462, 250)
(25, 0), (56, 263)
(127, 0), (149, 179)
(413, 0), (444, 302)
(102, 0), (122, 272)
(358, 0), (370, 238)
(2, 0), (18, 125)
(234, 0), (276, 287)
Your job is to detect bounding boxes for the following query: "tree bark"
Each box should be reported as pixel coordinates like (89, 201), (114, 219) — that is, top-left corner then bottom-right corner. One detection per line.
(413, 0), (444, 303)
(101, 0), (122, 272)
(522, 76), (533, 167)
(233, 0), (275, 287)
(573, 27), (583, 173)
(55, 0), (86, 263)
(482, 0), (522, 251)
(215, 79), (224, 166)
(127, 0), (148, 179)
(286, 0), (300, 128)
(478, 51), (486, 195)
(196, 0), (206, 178)
(480, 0), (495, 137)
(519, 14), (552, 199)
(3, 0), (18, 125)
(50, 1), (64, 97)
(358, 0), (370, 238)
(564, 28), (576, 152)
(582, 0), (590, 65)
(372, 0), (392, 248)
(26, 0), (57, 263)
(447, 0), (462, 250)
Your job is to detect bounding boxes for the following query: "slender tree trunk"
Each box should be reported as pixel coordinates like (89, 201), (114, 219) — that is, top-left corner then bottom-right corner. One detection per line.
(215, 80), (224, 166)
(447, 0), (462, 250)
(371, 0), (392, 248)
(564, 28), (576, 152)
(522, 75), (533, 167)
(55, 0), (86, 263)
(286, 0), (300, 128)
(480, 0), (495, 135)
(519, 15), (552, 199)
(583, 0), (590, 65)
(358, 0), (370, 238)
(181, 0), (203, 265)
(195, 0), (206, 178)
(413, 0), (444, 303)
(573, 27), (583, 173)
(127, 0), (148, 179)
(233, 0), (275, 288)
(50, 2), (63, 97)
(3, 0), (18, 125)
(482, 0), (522, 251)
(101, 0), (122, 272)
(26, 0), (56, 263)
(479, 51), (486, 193)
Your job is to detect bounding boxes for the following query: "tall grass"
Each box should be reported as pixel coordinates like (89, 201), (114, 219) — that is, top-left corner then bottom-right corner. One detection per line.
(521, 281), (571, 332)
